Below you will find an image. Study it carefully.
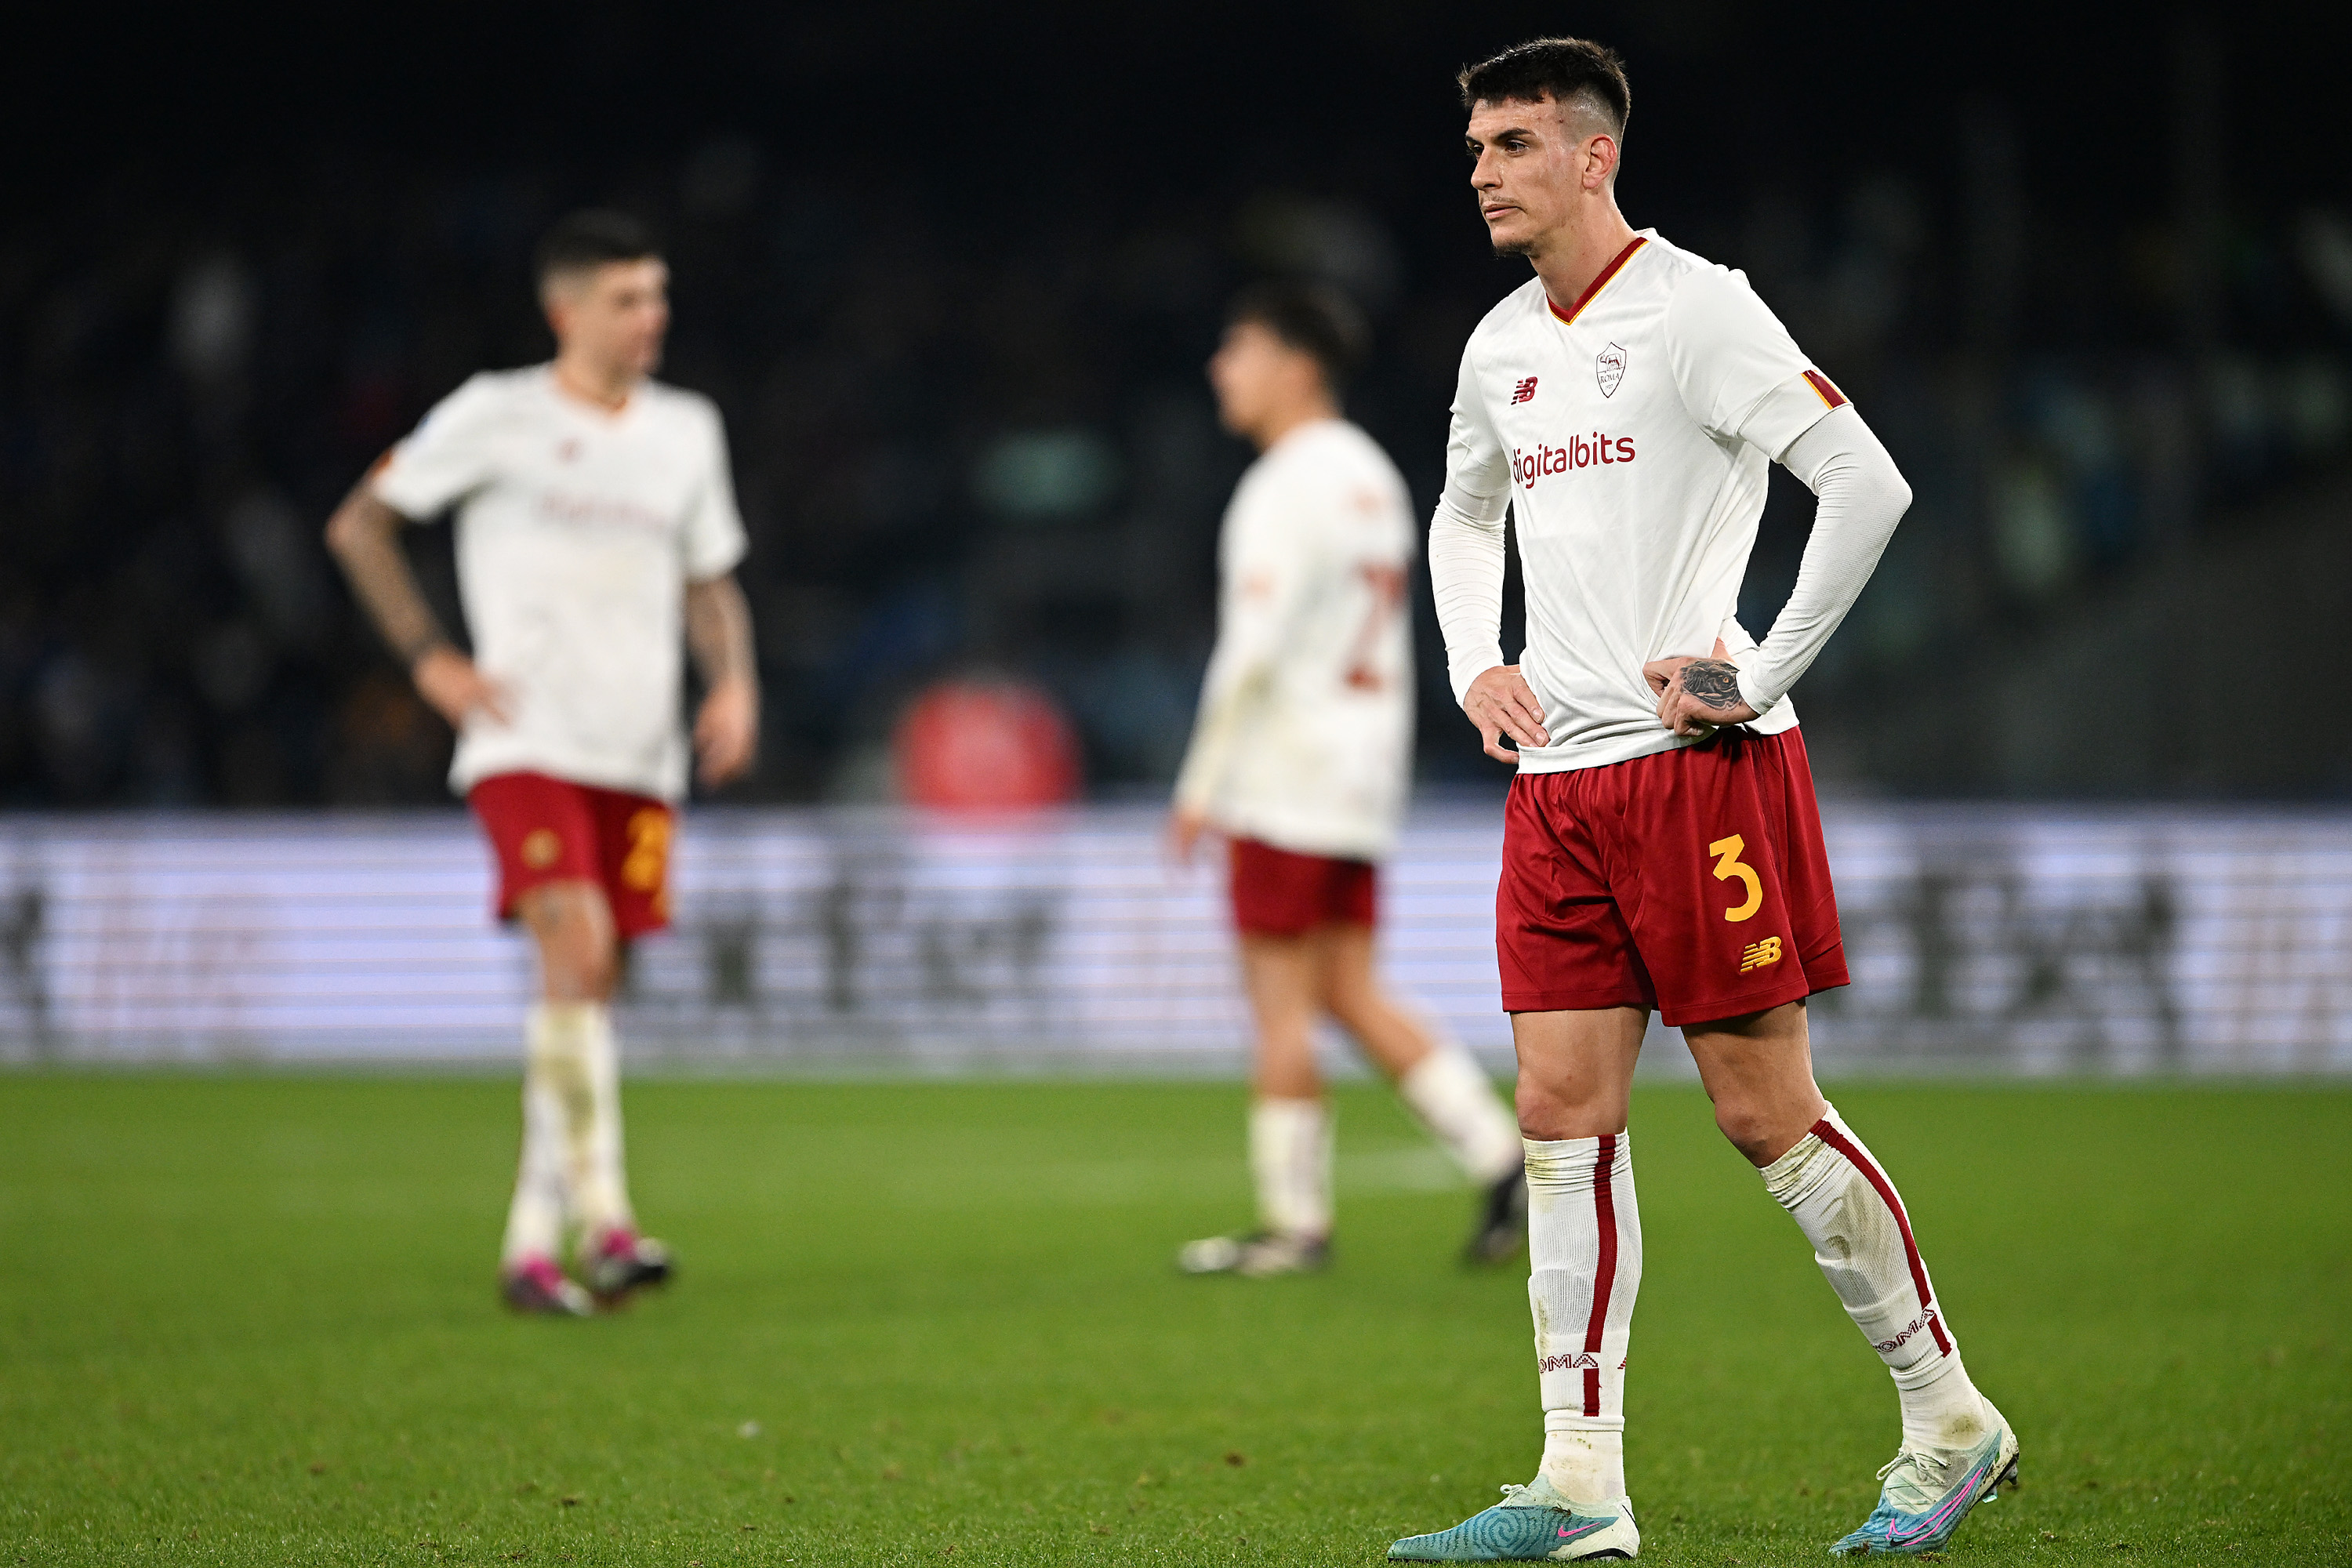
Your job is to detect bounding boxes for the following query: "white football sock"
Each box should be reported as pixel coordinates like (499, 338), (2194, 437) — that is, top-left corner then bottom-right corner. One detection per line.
(1249, 1096), (1332, 1240)
(500, 1059), (568, 1268)
(526, 1000), (636, 1249)
(1397, 1046), (1524, 1185)
(1762, 1103), (1988, 1453)
(1527, 1132), (1641, 1504)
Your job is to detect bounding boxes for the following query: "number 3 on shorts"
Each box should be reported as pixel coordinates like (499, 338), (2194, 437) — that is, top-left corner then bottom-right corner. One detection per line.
(1708, 834), (1763, 922)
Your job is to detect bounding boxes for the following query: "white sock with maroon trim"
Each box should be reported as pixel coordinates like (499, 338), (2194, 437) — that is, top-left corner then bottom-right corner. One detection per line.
(1762, 1104), (1990, 1453)
(525, 1001), (635, 1251)
(1527, 1132), (1641, 1504)
(1397, 1046), (1523, 1184)
(500, 1058), (567, 1269)
(1249, 1097), (1332, 1240)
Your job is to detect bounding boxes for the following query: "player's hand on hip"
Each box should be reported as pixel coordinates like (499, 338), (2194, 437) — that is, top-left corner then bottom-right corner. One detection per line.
(412, 646), (512, 729)
(1167, 804), (1211, 864)
(1644, 638), (1759, 739)
(1464, 665), (1548, 763)
(694, 675), (760, 788)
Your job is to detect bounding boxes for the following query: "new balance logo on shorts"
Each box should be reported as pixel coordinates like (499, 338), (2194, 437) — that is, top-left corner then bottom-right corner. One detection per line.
(1739, 936), (1783, 973)
(1511, 376), (1538, 404)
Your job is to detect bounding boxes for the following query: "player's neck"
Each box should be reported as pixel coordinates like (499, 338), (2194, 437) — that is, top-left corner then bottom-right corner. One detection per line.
(1250, 394), (1338, 453)
(1530, 201), (1639, 319)
(550, 354), (639, 413)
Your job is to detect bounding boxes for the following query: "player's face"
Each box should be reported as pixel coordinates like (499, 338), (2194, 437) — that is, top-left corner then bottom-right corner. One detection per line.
(1465, 96), (1599, 257)
(547, 259), (671, 379)
(1208, 319), (1303, 436)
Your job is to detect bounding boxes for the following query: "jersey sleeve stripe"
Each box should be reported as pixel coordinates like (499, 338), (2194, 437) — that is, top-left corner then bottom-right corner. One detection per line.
(1545, 236), (1650, 328)
(1802, 368), (1849, 409)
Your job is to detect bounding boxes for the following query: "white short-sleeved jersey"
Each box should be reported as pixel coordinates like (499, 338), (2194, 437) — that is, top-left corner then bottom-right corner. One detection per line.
(372, 365), (748, 802)
(1437, 230), (1849, 774)
(1173, 419), (1416, 862)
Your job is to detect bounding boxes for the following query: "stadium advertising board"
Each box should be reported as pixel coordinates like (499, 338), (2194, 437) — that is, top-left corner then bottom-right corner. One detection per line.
(1, 805), (2345, 1073)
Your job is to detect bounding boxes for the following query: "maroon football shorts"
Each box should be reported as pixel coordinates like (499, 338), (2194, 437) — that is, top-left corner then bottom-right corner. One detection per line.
(1229, 837), (1378, 937)
(467, 771), (675, 938)
(1496, 727), (1848, 1025)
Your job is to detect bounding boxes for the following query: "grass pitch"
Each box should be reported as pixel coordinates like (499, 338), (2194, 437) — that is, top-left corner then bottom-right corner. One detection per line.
(0, 1075), (2343, 1566)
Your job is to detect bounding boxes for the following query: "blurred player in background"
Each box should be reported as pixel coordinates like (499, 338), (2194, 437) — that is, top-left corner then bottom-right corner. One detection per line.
(1387, 40), (2014, 1563)
(1171, 283), (1526, 1279)
(325, 211), (758, 1316)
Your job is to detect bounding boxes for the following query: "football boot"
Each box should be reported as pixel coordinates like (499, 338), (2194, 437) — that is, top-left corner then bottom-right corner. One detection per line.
(1465, 1160), (1529, 1265)
(1828, 1401), (2019, 1555)
(1176, 1229), (1329, 1278)
(583, 1227), (673, 1306)
(500, 1255), (593, 1317)
(1388, 1475), (1638, 1561)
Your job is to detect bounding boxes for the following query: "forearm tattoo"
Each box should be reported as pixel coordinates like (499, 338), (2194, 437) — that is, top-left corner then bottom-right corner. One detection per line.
(1679, 659), (1745, 713)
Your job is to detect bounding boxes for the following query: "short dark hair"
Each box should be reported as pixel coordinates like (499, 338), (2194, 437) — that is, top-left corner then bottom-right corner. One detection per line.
(1228, 281), (1370, 387)
(534, 209), (661, 289)
(1457, 37), (1631, 139)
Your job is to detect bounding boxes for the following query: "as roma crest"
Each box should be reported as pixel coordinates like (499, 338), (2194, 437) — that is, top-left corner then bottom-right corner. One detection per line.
(1595, 343), (1626, 398)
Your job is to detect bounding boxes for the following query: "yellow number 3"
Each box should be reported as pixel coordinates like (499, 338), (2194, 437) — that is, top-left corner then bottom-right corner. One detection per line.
(1708, 834), (1763, 923)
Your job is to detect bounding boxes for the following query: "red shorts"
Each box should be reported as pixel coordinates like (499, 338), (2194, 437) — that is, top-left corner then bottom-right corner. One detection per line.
(466, 771), (676, 938)
(1497, 727), (1848, 1026)
(1229, 837), (1378, 937)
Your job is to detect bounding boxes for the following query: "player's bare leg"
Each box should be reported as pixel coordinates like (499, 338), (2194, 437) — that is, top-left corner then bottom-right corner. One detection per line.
(1319, 925), (1526, 1261)
(1179, 933), (1330, 1276)
(1684, 1001), (2016, 1555)
(499, 880), (670, 1310)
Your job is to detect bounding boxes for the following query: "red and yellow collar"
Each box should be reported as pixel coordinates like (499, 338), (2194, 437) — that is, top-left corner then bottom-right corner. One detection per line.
(1545, 235), (1648, 328)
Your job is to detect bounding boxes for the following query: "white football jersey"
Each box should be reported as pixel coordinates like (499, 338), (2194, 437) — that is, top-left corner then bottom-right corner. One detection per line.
(1436, 230), (1849, 774)
(1174, 419), (1416, 861)
(372, 366), (748, 802)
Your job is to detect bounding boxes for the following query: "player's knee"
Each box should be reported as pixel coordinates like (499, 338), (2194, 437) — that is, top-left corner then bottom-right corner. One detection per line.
(1515, 1072), (1602, 1139)
(564, 927), (619, 998)
(529, 893), (617, 1000)
(1711, 1100), (1779, 1162)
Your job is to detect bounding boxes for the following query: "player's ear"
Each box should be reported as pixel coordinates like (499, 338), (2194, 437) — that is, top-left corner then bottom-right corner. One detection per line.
(1584, 132), (1619, 191)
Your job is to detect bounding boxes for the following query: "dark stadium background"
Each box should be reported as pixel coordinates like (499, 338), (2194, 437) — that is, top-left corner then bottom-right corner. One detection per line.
(6, 2), (2350, 809)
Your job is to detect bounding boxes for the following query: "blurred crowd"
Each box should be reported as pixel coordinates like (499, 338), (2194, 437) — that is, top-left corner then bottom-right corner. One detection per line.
(6, 93), (2350, 808)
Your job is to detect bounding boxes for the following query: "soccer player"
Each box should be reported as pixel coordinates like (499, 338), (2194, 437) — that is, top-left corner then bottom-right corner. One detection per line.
(324, 211), (757, 1316)
(1386, 40), (2014, 1562)
(1171, 283), (1527, 1279)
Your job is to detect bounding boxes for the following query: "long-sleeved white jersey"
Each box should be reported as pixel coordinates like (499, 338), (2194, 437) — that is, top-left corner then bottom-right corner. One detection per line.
(1428, 230), (1906, 775)
(1173, 419), (1416, 861)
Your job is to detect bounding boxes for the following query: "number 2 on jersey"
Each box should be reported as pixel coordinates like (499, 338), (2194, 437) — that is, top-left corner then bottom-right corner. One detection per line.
(1708, 833), (1763, 922)
(1343, 564), (1407, 691)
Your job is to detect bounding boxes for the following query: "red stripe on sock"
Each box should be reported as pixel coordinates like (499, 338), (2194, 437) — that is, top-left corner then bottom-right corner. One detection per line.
(1583, 1133), (1619, 1416)
(1810, 1118), (1951, 1356)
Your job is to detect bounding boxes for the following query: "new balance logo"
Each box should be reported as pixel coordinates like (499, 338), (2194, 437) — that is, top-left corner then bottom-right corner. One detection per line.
(1511, 376), (1538, 405)
(1738, 937), (1783, 973)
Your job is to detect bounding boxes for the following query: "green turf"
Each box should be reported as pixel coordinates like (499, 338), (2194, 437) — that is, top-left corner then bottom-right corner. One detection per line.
(0, 1076), (2343, 1566)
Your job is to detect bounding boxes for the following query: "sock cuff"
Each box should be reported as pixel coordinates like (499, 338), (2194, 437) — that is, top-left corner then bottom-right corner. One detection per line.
(1542, 1411), (1626, 1436)
(527, 1002), (615, 1080)
(1523, 1130), (1631, 1192)
(1890, 1336), (1964, 1387)
(1250, 1095), (1329, 1129)
(529, 999), (607, 1033)
(1759, 1101), (1851, 1206)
